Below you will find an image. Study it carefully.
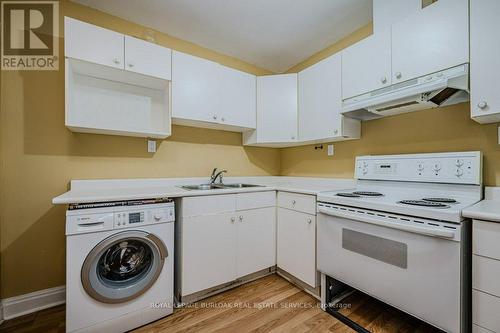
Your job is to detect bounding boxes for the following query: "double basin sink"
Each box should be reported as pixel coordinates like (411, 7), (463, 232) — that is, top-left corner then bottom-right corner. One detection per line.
(181, 183), (263, 191)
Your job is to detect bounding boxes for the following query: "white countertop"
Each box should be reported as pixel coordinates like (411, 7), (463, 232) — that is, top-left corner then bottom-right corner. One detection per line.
(52, 176), (355, 204)
(463, 187), (500, 223)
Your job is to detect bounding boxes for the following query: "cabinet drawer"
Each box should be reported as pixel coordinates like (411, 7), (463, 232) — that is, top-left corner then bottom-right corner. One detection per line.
(474, 255), (500, 297)
(278, 192), (316, 215)
(182, 195), (235, 217)
(236, 191), (276, 211)
(473, 289), (500, 332)
(473, 220), (500, 260)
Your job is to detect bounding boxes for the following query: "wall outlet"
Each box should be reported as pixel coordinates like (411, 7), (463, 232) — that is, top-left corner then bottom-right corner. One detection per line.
(327, 144), (334, 156)
(147, 140), (156, 153)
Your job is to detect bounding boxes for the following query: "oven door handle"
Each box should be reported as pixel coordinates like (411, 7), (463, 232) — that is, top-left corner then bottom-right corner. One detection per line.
(318, 207), (456, 238)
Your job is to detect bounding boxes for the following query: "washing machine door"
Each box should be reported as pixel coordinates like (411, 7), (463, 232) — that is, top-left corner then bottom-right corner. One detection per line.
(81, 230), (168, 304)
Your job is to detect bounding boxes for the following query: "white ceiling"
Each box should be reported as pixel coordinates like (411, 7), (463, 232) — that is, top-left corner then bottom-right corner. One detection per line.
(72, 0), (372, 73)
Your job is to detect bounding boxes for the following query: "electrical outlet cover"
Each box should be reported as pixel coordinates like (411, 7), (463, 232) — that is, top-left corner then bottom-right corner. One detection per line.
(148, 140), (156, 153)
(328, 145), (334, 156)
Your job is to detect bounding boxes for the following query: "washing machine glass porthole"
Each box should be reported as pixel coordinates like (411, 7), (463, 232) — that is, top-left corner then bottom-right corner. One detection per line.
(81, 231), (168, 304)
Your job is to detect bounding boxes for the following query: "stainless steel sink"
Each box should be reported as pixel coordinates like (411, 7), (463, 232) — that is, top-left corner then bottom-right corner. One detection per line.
(220, 183), (264, 188)
(180, 183), (263, 190)
(180, 184), (224, 190)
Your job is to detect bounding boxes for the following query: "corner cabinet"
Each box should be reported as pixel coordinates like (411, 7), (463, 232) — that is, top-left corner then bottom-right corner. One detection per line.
(171, 51), (257, 131)
(243, 74), (298, 147)
(64, 17), (172, 138)
(299, 53), (360, 142)
(470, 0), (500, 124)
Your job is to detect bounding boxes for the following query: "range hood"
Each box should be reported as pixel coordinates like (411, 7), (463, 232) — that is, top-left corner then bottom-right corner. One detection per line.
(342, 64), (469, 121)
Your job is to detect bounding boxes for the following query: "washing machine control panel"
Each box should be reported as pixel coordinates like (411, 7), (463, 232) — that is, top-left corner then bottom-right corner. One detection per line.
(114, 204), (175, 229)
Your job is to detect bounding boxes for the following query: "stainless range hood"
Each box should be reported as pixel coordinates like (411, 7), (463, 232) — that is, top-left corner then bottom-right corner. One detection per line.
(341, 64), (469, 121)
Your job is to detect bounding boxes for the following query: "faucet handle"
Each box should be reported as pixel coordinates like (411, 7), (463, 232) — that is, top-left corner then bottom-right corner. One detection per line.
(211, 168), (218, 179)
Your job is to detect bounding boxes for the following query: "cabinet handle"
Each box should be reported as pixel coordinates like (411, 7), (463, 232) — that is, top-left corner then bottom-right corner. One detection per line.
(213, 114), (218, 120)
(127, 63), (134, 68)
(477, 101), (488, 109)
(221, 117), (225, 122)
(307, 218), (312, 224)
(291, 200), (296, 205)
(333, 129), (339, 135)
(239, 215), (243, 222)
(395, 72), (402, 79)
(230, 217), (235, 223)
(291, 135), (296, 140)
(380, 76), (387, 84)
(113, 58), (120, 65)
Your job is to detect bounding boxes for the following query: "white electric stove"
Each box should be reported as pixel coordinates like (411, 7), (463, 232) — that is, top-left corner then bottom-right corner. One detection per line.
(317, 151), (482, 333)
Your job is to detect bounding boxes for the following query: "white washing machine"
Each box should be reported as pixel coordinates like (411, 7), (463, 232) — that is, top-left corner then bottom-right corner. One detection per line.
(66, 199), (175, 333)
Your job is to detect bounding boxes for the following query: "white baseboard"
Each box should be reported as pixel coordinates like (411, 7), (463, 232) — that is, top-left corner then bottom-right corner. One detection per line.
(1, 285), (65, 320)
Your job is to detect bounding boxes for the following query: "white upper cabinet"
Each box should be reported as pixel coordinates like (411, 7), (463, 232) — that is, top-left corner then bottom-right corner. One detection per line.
(470, 0), (500, 124)
(172, 51), (256, 131)
(245, 74), (298, 145)
(65, 17), (124, 69)
(299, 53), (360, 142)
(341, 28), (392, 100)
(124, 36), (171, 80)
(172, 51), (220, 124)
(372, 0), (421, 34)
(219, 66), (256, 129)
(391, 0), (469, 83)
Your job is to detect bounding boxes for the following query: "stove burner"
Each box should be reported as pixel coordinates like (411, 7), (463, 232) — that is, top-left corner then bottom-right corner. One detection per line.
(353, 191), (384, 197)
(398, 200), (450, 208)
(336, 193), (361, 198)
(422, 198), (458, 204)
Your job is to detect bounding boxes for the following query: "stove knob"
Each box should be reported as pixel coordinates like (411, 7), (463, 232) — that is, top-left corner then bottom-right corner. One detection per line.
(455, 168), (464, 177)
(362, 167), (368, 175)
(456, 159), (464, 167)
(433, 163), (442, 172)
(154, 213), (162, 221)
(417, 163), (425, 172)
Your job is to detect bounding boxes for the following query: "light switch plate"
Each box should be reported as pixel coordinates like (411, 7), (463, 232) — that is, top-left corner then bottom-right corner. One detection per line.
(147, 140), (156, 153)
(327, 144), (334, 156)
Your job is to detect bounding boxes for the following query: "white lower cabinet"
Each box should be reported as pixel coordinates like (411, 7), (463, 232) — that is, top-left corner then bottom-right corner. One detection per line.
(473, 220), (500, 332)
(277, 207), (317, 288)
(236, 207), (276, 277)
(178, 192), (276, 298)
(182, 212), (237, 295)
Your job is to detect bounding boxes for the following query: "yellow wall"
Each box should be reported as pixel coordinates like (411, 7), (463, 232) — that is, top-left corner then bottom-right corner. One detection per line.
(0, 0), (279, 298)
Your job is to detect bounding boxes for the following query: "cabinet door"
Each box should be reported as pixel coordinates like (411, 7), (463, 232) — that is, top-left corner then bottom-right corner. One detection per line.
(391, 0), (469, 83)
(181, 213), (237, 295)
(277, 208), (316, 287)
(470, 0), (500, 121)
(236, 207), (276, 278)
(64, 17), (124, 69)
(257, 74), (298, 143)
(372, 0), (421, 34)
(219, 66), (256, 129)
(172, 51), (220, 123)
(299, 53), (343, 141)
(124, 36), (172, 80)
(341, 29), (392, 99)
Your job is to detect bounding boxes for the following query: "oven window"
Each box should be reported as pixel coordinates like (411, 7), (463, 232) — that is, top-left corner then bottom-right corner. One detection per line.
(342, 228), (408, 269)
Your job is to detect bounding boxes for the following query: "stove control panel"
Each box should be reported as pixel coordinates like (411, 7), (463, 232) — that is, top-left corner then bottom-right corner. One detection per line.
(355, 152), (482, 185)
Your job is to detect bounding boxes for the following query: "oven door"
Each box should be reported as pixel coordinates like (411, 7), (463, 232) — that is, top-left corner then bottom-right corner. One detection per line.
(317, 205), (463, 333)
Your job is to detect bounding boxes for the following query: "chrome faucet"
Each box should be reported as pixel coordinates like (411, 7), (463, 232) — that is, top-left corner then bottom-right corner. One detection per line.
(210, 168), (227, 184)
